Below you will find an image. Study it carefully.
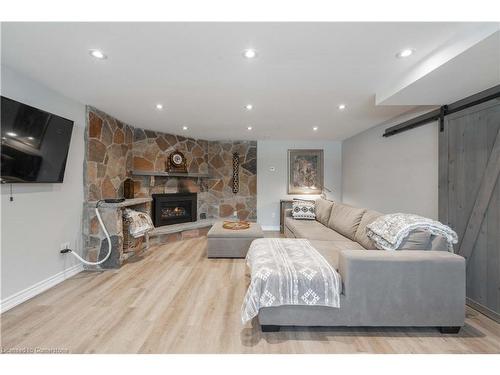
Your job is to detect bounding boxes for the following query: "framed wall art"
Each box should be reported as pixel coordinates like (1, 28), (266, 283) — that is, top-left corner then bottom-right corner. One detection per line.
(287, 149), (323, 194)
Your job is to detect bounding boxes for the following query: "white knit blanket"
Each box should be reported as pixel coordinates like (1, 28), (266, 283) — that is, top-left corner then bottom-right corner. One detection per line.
(123, 208), (154, 238)
(366, 213), (458, 252)
(241, 238), (341, 324)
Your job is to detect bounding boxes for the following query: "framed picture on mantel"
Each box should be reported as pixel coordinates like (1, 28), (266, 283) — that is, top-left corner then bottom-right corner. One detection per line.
(287, 149), (323, 194)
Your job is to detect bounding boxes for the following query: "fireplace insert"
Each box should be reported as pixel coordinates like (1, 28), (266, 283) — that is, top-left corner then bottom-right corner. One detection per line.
(152, 193), (197, 227)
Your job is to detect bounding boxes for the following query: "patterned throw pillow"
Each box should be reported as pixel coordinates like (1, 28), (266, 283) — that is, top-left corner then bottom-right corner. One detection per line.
(292, 199), (316, 220)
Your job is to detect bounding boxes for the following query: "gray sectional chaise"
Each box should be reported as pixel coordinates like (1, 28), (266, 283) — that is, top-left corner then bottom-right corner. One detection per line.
(258, 199), (466, 333)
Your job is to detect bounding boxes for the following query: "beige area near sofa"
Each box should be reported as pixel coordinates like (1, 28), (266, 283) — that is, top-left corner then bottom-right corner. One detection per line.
(258, 199), (466, 331)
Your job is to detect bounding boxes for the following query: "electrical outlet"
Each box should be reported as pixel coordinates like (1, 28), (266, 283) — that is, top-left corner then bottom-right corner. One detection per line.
(271, 212), (276, 218)
(233, 210), (238, 217)
(60, 242), (70, 251)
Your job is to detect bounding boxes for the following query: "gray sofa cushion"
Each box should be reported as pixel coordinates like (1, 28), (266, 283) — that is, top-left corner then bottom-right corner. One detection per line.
(372, 231), (446, 251)
(430, 235), (450, 251)
(398, 230), (432, 250)
(354, 209), (383, 249)
(310, 240), (364, 269)
(284, 217), (351, 241)
(314, 198), (334, 226)
(327, 203), (366, 241)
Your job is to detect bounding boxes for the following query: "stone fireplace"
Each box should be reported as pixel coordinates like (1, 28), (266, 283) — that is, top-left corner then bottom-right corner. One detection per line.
(83, 106), (257, 268)
(152, 193), (197, 227)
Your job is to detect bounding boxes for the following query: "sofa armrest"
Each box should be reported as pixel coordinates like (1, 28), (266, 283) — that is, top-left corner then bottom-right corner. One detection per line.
(338, 250), (466, 326)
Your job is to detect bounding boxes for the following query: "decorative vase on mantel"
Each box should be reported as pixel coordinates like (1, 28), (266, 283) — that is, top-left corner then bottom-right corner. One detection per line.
(123, 178), (134, 199)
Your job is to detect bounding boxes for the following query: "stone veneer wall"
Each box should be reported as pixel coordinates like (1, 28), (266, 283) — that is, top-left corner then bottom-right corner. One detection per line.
(83, 107), (137, 267)
(131, 128), (210, 220)
(83, 107), (257, 267)
(84, 106), (257, 215)
(85, 107), (134, 200)
(207, 141), (257, 220)
(131, 130), (257, 220)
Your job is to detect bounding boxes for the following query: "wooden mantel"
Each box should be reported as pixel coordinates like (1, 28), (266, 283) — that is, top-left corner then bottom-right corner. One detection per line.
(131, 170), (210, 178)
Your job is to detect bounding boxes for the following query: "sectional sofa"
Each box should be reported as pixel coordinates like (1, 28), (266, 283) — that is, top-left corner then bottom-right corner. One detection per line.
(258, 199), (466, 333)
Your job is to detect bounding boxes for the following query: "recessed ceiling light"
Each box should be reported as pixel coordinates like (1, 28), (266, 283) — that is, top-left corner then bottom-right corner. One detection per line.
(89, 49), (107, 59)
(396, 49), (414, 58)
(182, 126), (188, 131)
(27, 136), (35, 140)
(6, 132), (17, 137)
(247, 126), (253, 131)
(313, 127), (318, 131)
(156, 104), (163, 110)
(338, 104), (346, 110)
(243, 49), (257, 59)
(245, 104), (253, 111)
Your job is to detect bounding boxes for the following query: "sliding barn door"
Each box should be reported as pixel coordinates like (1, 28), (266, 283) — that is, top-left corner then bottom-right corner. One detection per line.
(439, 98), (500, 322)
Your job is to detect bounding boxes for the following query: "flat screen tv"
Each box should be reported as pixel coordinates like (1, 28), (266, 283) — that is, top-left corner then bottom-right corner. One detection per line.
(1, 96), (74, 183)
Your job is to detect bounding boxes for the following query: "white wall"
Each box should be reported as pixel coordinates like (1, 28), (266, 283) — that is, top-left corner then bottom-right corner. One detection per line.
(1, 65), (86, 306)
(257, 140), (342, 230)
(342, 117), (439, 219)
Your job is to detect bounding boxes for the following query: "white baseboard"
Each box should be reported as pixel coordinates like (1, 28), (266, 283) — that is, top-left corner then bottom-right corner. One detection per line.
(0, 263), (84, 313)
(261, 225), (280, 231)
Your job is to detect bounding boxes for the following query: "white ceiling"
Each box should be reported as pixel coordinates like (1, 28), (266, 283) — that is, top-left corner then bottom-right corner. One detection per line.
(377, 27), (500, 105)
(1, 22), (498, 140)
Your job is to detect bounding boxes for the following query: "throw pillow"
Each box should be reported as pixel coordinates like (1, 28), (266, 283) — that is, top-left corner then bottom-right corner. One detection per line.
(292, 199), (316, 220)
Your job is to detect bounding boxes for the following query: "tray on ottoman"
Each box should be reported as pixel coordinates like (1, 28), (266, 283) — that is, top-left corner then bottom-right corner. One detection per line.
(207, 221), (264, 258)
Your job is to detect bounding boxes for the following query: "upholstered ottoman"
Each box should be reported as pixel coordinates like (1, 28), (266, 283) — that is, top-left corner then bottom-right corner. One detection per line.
(207, 221), (264, 258)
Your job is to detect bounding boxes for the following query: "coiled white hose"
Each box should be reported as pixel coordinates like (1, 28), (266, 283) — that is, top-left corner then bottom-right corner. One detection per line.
(67, 205), (112, 266)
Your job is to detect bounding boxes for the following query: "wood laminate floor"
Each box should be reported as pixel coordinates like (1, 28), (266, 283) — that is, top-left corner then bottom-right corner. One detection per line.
(1, 235), (500, 354)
